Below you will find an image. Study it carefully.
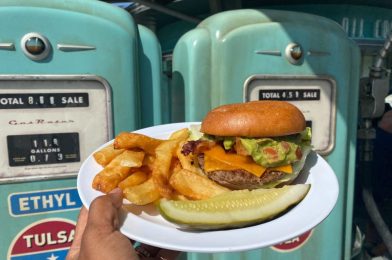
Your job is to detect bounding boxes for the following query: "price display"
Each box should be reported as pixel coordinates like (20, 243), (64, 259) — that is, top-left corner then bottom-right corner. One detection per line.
(7, 133), (80, 166)
(0, 93), (88, 109)
(259, 89), (320, 101)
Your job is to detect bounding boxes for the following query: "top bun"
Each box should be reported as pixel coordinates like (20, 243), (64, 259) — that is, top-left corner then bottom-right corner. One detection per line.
(200, 101), (306, 137)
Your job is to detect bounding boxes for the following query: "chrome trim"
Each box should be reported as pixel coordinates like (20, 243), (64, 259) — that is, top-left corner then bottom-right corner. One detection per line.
(57, 44), (96, 52)
(307, 50), (331, 56)
(243, 74), (337, 156)
(255, 50), (281, 56)
(0, 173), (77, 184)
(0, 74), (113, 184)
(0, 43), (15, 50)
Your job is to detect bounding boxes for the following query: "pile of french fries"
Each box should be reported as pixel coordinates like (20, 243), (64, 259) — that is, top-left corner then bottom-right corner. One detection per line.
(92, 128), (229, 205)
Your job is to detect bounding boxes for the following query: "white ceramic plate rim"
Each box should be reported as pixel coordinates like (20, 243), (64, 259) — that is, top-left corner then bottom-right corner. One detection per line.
(77, 122), (339, 253)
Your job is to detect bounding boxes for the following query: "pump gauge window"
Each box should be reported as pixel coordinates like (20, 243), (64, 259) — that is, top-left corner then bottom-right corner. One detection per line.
(244, 75), (336, 155)
(0, 75), (112, 183)
(21, 33), (51, 60)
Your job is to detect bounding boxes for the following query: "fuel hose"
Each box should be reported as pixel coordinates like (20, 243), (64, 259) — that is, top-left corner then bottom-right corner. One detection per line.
(361, 160), (392, 257)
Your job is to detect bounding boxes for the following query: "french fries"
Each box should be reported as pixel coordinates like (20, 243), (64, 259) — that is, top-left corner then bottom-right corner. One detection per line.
(92, 150), (145, 193)
(123, 177), (160, 205)
(151, 128), (190, 199)
(114, 132), (163, 154)
(119, 150), (145, 167)
(152, 140), (180, 199)
(91, 127), (229, 206)
(93, 144), (125, 166)
(118, 170), (149, 190)
(169, 128), (190, 140)
(169, 169), (229, 200)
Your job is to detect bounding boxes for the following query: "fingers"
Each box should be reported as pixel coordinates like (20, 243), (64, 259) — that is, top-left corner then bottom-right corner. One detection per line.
(74, 207), (89, 243)
(66, 207), (89, 260)
(379, 110), (392, 133)
(135, 244), (160, 258)
(156, 248), (182, 260)
(78, 189), (137, 259)
(135, 243), (181, 260)
(67, 189), (123, 260)
(70, 190), (180, 260)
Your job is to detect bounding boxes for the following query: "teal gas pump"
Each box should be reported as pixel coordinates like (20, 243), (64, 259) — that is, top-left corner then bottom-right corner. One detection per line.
(0, 1), (161, 259)
(172, 9), (360, 259)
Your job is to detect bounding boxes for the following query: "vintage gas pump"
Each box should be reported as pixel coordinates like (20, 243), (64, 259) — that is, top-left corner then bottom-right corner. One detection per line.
(357, 32), (392, 257)
(172, 9), (360, 259)
(0, 1), (161, 259)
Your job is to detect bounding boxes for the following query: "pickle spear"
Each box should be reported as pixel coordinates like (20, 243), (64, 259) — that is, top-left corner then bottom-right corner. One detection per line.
(158, 184), (310, 230)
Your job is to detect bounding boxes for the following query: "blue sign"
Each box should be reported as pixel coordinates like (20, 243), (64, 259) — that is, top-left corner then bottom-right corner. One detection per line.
(9, 187), (82, 216)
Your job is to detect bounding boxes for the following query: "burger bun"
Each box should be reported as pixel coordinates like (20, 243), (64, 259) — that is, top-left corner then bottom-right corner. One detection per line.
(200, 101), (306, 137)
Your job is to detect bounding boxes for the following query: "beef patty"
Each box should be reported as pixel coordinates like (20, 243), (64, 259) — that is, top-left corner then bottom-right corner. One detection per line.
(197, 155), (286, 190)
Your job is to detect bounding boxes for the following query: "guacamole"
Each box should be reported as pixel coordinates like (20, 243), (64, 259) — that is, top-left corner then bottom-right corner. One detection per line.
(240, 127), (311, 167)
(202, 127), (312, 168)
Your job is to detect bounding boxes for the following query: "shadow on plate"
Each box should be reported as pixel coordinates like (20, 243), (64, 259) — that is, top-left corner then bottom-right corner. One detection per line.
(293, 150), (318, 185)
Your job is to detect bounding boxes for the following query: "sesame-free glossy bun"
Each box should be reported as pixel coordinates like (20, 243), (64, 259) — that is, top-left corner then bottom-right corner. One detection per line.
(200, 101), (305, 137)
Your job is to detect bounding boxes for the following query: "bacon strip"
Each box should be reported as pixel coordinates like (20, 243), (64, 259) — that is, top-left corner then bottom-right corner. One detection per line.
(181, 140), (217, 156)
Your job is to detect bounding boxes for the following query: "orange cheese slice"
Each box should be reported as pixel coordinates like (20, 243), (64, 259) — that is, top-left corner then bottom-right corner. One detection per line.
(270, 164), (293, 174)
(204, 145), (292, 177)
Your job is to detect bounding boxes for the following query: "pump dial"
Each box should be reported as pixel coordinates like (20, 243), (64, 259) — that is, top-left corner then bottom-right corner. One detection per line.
(25, 37), (46, 55)
(285, 43), (303, 64)
(21, 33), (51, 61)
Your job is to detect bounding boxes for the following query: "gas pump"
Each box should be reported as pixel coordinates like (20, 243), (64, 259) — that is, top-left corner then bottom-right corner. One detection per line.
(0, 1), (161, 259)
(172, 9), (360, 259)
(357, 32), (392, 257)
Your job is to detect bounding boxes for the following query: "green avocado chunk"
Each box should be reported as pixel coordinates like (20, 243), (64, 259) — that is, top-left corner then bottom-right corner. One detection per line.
(240, 138), (298, 167)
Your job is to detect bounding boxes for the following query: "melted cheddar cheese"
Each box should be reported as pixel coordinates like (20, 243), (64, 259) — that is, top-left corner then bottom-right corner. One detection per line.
(204, 146), (292, 177)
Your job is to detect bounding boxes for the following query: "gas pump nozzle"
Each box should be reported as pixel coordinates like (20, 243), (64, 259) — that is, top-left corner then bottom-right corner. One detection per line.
(359, 31), (391, 121)
(359, 76), (389, 120)
(357, 74), (389, 162)
(358, 33), (391, 157)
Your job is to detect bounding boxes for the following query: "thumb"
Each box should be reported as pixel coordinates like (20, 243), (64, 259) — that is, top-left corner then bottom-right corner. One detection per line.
(108, 187), (124, 209)
(86, 188), (123, 232)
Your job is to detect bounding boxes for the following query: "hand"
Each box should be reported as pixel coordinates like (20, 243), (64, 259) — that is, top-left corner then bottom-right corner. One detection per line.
(67, 188), (180, 260)
(378, 110), (392, 134)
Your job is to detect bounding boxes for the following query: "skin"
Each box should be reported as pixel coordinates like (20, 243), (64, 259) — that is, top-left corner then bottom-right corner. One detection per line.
(378, 110), (392, 133)
(67, 188), (179, 260)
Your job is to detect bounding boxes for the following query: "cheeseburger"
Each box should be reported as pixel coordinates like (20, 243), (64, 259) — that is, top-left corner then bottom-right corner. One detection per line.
(181, 101), (312, 190)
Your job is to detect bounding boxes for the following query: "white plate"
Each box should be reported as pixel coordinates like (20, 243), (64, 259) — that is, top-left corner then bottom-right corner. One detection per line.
(77, 122), (339, 253)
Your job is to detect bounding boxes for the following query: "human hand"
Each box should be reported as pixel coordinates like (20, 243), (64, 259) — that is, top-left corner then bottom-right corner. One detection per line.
(378, 110), (392, 134)
(66, 188), (180, 260)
